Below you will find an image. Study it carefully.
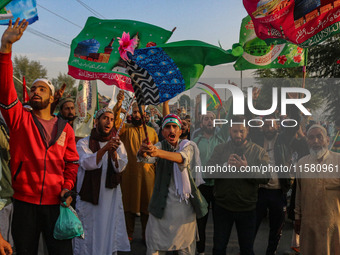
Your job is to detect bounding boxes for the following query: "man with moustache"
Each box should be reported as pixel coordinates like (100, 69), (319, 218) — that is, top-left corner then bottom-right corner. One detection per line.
(74, 108), (130, 255)
(207, 116), (269, 255)
(58, 98), (76, 128)
(0, 19), (79, 254)
(294, 125), (340, 255)
(180, 119), (190, 140)
(138, 114), (207, 255)
(251, 114), (299, 255)
(113, 90), (158, 242)
(193, 111), (230, 255)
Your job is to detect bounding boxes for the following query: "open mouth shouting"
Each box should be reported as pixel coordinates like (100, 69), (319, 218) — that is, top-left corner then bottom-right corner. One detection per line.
(104, 125), (112, 132)
(168, 133), (176, 141)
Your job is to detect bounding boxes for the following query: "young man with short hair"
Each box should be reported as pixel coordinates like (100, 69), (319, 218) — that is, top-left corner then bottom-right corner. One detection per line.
(74, 107), (130, 255)
(0, 19), (79, 254)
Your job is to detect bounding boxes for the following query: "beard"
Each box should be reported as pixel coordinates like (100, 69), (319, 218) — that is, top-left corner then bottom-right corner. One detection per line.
(29, 97), (49, 110)
(64, 114), (76, 121)
(131, 116), (142, 127)
(309, 146), (328, 159)
(264, 130), (278, 140)
(97, 124), (112, 137)
(180, 130), (189, 139)
(232, 138), (246, 147)
(202, 126), (214, 135)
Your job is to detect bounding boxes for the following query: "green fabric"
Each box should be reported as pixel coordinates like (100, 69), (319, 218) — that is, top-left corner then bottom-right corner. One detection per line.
(207, 141), (270, 212)
(0, 126), (13, 207)
(234, 16), (307, 71)
(159, 40), (241, 90)
(148, 140), (208, 219)
(0, 0), (12, 10)
(264, 22), (340, 48)
(68, 17), (173, 76)
(193, 125), (230, 186)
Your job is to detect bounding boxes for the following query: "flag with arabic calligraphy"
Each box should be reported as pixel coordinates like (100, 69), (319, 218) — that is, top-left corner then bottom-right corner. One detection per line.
(243, 0), (340, 47)
(69, 18), (241, 105)
(234, 15), (307, 70)
(68, 17), (173, 91)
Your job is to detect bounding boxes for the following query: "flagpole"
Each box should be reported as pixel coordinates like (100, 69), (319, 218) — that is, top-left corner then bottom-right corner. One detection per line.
(330, 130), (339, 150)
(302, 66), (306, 88)
(138, 104), (151, 144)
(240, 70), (243, 90)
(13, 75), (30, 90)
(115, 97), (134, 138)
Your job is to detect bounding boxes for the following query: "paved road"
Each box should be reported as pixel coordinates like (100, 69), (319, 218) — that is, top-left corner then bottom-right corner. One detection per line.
(119, 212), (296, 255)
(37, 210), (296, 255)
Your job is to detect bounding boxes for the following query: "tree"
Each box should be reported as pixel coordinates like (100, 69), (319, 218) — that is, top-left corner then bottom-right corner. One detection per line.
(179, 94), (190, 109)
(13, 55), (47, 102)
(253, 35), (340, 122)
(51, 73), (77, 98)
(306, 35), (340, 121)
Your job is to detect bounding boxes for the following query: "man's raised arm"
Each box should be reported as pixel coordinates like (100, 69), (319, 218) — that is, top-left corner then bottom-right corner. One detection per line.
(113, 90), (126, 133)
(0, 19), (28, 131)
(1, 18), (28, 53)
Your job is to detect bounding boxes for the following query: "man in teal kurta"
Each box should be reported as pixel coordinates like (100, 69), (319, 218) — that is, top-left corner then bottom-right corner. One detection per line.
(0, 117), (13, 247)
(193, 110), (229, 254)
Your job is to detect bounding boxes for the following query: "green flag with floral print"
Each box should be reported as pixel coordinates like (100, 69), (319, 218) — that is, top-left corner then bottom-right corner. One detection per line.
(234, 16), (307, 71)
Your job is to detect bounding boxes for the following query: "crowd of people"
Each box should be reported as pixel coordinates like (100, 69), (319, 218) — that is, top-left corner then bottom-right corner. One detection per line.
(1, 18), (340, 255)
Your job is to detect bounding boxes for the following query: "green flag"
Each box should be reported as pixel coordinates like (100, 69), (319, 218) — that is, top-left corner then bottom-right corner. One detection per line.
(68, 17), (173, 91)
(234, 16), (307, 71)
(127, 40), (241, 104)
(0, 0), (12, 10)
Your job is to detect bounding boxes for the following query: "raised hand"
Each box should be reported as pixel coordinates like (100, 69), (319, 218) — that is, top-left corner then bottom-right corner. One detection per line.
(53, 83), (66, 104)
(1, 18), (29, 53)
(139, 139), (158, 157)
(103, 137), (121, 153)
(252, 87), (261, 101)
(117, 90), (125, 102)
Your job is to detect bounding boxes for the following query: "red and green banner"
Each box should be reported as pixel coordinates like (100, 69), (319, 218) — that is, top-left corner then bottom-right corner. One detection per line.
(68, 18), (240, 104)
(234, 15), (307, 70)
(243, 0), (340, 47)
(68, 17), (173, 91)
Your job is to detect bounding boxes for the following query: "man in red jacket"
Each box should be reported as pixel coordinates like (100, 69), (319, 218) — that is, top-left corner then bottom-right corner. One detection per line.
(0, 19), (79, 255)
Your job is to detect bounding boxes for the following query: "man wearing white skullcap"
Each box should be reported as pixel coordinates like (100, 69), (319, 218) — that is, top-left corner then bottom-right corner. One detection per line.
(295, 124), (340, 255)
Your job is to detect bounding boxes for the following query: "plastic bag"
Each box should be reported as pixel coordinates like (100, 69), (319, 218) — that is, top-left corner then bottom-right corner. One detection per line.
(53, 203), (84, 240)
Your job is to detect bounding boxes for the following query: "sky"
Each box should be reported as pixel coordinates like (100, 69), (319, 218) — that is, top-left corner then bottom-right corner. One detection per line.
(0, 0), (254, 97)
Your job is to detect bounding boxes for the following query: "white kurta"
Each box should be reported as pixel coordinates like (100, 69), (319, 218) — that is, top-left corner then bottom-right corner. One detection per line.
(295, 151), (340, 255)
(142, 141), (197, 254)
(73, 137), (130, 255)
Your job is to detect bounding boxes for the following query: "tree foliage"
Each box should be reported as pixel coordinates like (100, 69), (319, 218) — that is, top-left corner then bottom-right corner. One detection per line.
(51, 73), (77, 98)
(179, 94), (191, 108)
(12, 56), (78, 102)
(306, 35), (340, 121)
(13, 55), (47, 102)
(253, 35), (340, 121)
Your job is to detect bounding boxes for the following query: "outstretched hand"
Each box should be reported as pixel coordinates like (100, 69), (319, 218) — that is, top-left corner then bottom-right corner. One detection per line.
(1, 18), (29, 53)
(0, 232), (12, 255)
(139, 139), (158, 157)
